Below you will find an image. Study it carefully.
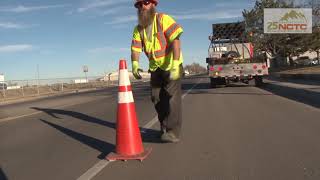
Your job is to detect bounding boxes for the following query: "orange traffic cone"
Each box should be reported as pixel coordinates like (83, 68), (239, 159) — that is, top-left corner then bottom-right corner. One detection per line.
(106, 59), (151, 161)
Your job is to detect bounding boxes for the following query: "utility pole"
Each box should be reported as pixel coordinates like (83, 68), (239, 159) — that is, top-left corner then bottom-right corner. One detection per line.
(83, 65), (88, 83)
(37, 64), (40, 95)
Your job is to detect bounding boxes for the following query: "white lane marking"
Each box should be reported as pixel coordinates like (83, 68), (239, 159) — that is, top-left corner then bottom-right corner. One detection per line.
(0, 111), (44, 123)
(77, 78), (203, 180)
(182, 79), (201, 99)
(143, 116), (158, 129)
(0, 102), (85, 123)
(77, 160), (111, 180)
(0, 96), (113, 123)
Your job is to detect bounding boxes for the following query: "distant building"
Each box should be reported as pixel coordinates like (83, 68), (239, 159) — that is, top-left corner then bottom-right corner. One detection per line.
(0, 74), (4, 82)
(0, 74), (6, 90)
(292, 51), (318, 60)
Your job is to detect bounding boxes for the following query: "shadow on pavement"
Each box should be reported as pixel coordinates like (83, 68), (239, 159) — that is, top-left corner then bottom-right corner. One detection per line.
(182, 82), (210, 91)
(182, 82), (273, 96)
(132, 86), (151, 101)
(40, 119), (115, 159)
(32, 107), (116, 129)
(140, 128), (164, 144)
(0, 168), (7, 180)
(183, 80), (320, 108)
(182, 82), (253, 91)
(189, 91), (274, 96)
(33, 109), (165, 144)
(259, 83), (320, 109)
(267, 76), (320, 86)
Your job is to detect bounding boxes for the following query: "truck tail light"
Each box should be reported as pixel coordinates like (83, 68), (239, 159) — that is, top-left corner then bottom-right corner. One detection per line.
(262, 65), (266, 69)
(218, 67), (223, 71)
(253, 65), (257, 69)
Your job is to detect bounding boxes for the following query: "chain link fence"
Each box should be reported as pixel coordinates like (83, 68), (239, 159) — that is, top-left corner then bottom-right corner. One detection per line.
(0, 75), (145, 103)
(0, 71), (204, 103)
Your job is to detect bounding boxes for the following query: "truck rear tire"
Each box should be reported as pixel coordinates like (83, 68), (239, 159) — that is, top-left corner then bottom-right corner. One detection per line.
(255, 76), (263, 87)
(210, 78), (216, 88)
(210, 77), (226, 88)
(249, 76), (263, 87)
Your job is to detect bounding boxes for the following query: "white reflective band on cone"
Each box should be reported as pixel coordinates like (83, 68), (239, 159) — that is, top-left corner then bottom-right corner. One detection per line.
(119, 69), (131, 86)
(118, 91), (134, 104)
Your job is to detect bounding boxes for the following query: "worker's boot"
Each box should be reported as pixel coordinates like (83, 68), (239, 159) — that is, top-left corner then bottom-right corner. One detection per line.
(160, 124), (165, 134)
(161, 130), (180, 143)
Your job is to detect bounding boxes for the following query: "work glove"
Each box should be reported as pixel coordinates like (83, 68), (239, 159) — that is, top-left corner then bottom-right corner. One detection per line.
(169, 60), (181, 80)
(132, 61), (143, 80)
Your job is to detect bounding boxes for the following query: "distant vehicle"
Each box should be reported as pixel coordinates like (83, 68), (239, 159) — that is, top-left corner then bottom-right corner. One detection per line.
(311, 58), (320, 65)
(206, 21), (268, 88)
(294, 56), (312, 66)
(0, 83), (7, 90)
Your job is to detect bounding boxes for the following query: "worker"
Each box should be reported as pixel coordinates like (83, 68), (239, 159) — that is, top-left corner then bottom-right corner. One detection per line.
(131, 0), (183, 143)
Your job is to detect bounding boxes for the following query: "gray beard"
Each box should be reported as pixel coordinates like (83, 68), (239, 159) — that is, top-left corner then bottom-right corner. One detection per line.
(138, 7), (156, 28)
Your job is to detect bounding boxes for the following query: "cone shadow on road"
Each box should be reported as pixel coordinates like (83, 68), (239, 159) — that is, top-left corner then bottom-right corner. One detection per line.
(0, 168), (8, 180)
(32, 107), (116, 129)
(40, 119), (115, 159)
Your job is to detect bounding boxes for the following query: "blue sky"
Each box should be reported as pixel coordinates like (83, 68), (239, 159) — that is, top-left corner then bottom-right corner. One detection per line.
(0, 0), (255, 80)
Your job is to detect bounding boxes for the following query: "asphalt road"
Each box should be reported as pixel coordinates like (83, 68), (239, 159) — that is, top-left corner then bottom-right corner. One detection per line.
(1, 77), (320, 180)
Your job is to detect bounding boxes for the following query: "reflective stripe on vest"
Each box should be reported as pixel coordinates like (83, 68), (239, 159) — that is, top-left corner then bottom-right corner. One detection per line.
(131, 40), (142, 49)
(153, 13), (167, 59)
(164, 23), (181, 39)
(141, 13), (168, 61)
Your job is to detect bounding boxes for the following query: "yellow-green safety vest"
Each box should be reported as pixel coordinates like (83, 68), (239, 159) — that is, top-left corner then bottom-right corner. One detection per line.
(131, 13), (183, 72)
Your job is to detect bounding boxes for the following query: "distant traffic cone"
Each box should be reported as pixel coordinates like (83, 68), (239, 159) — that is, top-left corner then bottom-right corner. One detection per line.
(106, 59), (151, 161)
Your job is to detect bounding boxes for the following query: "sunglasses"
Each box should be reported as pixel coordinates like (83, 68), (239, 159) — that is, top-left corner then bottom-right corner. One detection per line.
(134, 0), (152, 8)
